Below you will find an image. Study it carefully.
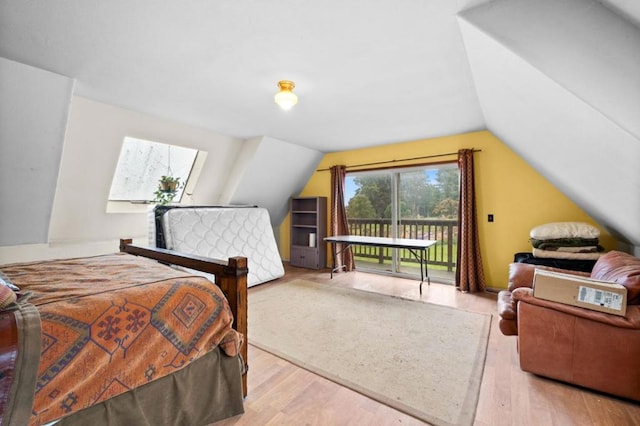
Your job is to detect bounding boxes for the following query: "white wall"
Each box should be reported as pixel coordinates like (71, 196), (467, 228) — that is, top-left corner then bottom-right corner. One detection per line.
(0, 57), (74, 247)
(226, 136), (324, 229)
(459, 0), (640, 247)
(220, 136), (262, 205)
(0, 93), (324, 264)
(0, 237), (147, 265)
(48, 96), (244, 244)
(461, 0), (640, 141)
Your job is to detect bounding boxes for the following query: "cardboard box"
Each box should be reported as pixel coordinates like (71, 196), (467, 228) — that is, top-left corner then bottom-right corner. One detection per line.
(533, 269), (627, 316)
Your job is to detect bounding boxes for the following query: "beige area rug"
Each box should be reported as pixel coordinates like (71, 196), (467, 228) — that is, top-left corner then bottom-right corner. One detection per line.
(248, 280), (491, 426)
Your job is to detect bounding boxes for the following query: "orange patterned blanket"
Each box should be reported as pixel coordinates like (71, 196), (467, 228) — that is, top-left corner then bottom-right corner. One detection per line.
(0, 253), (241, 425)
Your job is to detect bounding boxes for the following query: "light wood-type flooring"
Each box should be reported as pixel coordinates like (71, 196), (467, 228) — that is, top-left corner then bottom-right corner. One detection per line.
(215, 264), (640, 426)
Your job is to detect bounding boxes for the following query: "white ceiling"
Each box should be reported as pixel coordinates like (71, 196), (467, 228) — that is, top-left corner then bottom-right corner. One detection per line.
(0, 0), (496, 152)
(1, 0), (640, 249)
(1, 0), (637, 153)
(2, 0), (636, 152)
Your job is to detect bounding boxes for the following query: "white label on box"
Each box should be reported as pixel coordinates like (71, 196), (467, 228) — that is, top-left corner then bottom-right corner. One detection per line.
(578, 286), (624, 310)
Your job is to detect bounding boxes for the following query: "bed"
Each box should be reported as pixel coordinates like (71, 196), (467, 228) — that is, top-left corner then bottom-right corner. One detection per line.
(150, 205), (285, 287)
(0, 239), (248, 426)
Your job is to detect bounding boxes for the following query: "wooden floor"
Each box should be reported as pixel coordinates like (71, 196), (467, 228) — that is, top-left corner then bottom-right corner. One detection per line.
(215, 264), (640, 426)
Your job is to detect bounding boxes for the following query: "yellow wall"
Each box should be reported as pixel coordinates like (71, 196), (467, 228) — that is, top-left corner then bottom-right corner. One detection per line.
(280, 130), (614, 289)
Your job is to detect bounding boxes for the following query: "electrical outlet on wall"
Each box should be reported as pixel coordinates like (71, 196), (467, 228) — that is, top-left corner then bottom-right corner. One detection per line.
(488, 214), (494, 222)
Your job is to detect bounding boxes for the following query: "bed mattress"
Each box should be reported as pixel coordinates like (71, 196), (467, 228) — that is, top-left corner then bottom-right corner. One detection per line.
(153, 206), (284, 287)
(0, 253), (242, 425)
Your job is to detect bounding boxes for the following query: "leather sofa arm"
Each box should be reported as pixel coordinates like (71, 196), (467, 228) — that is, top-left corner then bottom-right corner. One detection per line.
(497, 291), (516, 320)
(507, 262), (590, 292)
(513, 287), (640, 329)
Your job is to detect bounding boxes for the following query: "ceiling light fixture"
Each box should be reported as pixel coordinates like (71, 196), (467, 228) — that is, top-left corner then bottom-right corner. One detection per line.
(274, 80), (298, 110)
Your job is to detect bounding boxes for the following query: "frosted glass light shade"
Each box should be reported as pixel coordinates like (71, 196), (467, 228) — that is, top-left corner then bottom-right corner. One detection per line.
(274, 80), (298, 110)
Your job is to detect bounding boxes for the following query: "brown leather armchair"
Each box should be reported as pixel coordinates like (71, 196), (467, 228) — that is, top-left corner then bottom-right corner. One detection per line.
(497, 251), (640, 401)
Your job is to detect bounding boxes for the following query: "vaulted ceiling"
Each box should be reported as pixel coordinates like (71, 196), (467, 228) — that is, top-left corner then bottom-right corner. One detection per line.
(1, 0), (639, 248)
(0, 0), (491, 152)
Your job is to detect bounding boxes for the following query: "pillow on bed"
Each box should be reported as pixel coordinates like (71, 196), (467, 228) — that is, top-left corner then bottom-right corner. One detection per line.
(530, 222), (600, 240)
(0, 284), (17, 310)
(0, 272), (20, 291)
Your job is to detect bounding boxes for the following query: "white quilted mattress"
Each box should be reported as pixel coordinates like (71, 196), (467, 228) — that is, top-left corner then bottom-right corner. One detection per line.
(157, 207), (284, 287)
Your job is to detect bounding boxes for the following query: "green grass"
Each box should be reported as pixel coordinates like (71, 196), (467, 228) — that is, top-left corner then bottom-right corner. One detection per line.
(354, 256), (454, 272)
(351, 242), (457, 265)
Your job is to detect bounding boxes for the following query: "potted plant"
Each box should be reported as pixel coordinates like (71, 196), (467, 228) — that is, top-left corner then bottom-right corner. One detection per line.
(153, 176), (181, 205)
(159, 175), (180, 192)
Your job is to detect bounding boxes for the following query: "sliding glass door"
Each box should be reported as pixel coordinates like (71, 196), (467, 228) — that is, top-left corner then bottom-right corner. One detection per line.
(344, 163), (459, 281)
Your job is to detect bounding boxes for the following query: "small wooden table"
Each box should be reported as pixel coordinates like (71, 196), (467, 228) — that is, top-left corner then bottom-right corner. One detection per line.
(324, 235), (437, 294)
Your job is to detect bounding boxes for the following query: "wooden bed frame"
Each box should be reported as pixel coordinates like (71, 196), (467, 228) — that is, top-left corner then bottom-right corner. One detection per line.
(119, 238), (249, 396)
(0, 240), (249, 425)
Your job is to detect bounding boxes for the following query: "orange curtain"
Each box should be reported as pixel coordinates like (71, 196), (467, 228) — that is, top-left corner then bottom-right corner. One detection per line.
(330, 165), (355, 272)
(455, 149), (486, 293)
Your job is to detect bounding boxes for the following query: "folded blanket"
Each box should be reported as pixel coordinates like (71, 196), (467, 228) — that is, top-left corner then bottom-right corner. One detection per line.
(533, 248), (602, 260)
(535, 244), (604, 253)
(530, 237), (599, 248)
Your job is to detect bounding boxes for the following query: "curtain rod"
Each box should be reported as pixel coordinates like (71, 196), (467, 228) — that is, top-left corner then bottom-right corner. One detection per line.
(316, 149), (481, 172)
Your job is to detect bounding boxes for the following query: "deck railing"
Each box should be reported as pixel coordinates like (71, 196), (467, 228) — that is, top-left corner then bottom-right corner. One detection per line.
(347, 218), (458, 271)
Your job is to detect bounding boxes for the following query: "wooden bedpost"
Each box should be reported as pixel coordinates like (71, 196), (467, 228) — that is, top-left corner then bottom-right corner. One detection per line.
(119, 238), (250, 397)
(218, 256), (249, 397)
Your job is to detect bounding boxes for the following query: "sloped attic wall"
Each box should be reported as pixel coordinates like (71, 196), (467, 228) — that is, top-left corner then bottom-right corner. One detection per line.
(48, 97), (244, 245)
(458, 0), (640, 251)
(222, 136), (324, 233)
(0, 58), (73, 247)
